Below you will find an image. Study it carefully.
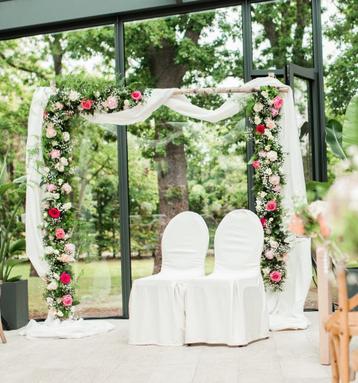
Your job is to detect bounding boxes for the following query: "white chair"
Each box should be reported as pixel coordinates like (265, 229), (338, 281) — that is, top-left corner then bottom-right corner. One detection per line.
(184, 209), (269, 346)
(129, 211), (209, 345)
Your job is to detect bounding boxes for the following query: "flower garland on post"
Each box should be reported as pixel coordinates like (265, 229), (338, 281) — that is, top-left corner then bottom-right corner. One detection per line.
(41, 82), (146, 319)
(249, 86), (291, 291)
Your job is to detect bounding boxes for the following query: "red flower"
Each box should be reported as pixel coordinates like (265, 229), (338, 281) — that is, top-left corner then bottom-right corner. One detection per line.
(255, 124), (266, 134)
(62, 294), (73, 307)
(48, 208), (61, 219)
(270, 270), (282, 283)
(60, 272), (71, 285)
(81, 99), (93, 110)
(260, 217), (267, 227)
(252, 160), (260, 169)
(266, 200), (277, 212)
(55, 228), (65, 240)
(131, 91), (142, 101)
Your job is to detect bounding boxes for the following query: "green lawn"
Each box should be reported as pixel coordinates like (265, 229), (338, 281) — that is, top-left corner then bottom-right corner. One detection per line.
(12, 256), (215, 318)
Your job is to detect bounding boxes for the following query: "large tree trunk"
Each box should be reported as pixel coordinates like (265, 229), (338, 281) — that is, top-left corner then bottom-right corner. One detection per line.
(147, 29), (201, 274)
(153, 140), (189, 273)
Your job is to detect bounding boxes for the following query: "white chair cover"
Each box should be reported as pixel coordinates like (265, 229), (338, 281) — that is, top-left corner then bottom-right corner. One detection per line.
(184, 209), (269, 346)
(128, 211), (209, 345)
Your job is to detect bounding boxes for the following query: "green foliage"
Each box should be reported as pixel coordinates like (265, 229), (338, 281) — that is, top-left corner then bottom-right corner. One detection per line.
(0, 159), (26, 282)
(325, 0), (358, 116)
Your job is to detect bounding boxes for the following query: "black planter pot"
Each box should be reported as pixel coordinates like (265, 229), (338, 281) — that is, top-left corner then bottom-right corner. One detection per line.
(0, 279), (29, 330)
(347, 267), (358, 312)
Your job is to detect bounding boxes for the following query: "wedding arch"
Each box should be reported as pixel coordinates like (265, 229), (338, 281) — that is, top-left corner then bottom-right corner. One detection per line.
(26, 76), (311, 330)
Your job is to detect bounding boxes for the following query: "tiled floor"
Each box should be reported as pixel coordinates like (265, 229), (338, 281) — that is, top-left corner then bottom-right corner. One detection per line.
(0, 312), (336, 383)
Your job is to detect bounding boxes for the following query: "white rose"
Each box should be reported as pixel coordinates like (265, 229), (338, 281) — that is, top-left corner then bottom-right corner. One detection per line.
(60, 157), (68, 166)
(58, 179), (64, 185)
(308, 200), (327, 219)
(269, 175), (280, 186)
(264, 130), (273, 139)
(45, 246), (55, 255)
(265, 168), (273, 176)
(57, 310), (64, 318)
(46, 297), (54, 305)
(55, 163), (65, 172)
(61, 183), (72, 194)
(265, 118), (276, 129)
(260, 191), (267, 198)
(253, 103), (264, 112)
(64, 243), (76, 254)
(270, 240), (279, 249)
(68, 90), (80, 102)
(47, 280), (58, 290)
(62, 132), (70, 142)
(267, 150), (278, 162)
(123, 100), (130, 110)
(262, 91), (269, 98)
(254, 116), (261, 125)
(265, 145), (271, 151)
(62, 202), (72, 211)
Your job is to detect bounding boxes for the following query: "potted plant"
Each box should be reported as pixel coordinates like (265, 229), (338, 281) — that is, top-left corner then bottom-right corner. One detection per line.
(0, 160), (28, 330)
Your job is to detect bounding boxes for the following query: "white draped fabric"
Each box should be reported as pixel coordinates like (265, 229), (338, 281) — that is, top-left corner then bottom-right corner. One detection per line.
(25, 77), (311, 337)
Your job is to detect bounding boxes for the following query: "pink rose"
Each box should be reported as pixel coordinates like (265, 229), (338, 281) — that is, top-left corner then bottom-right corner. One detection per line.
(64, 243), (76, 254)
(81, 99), (93, 110)
(252, 160), (260, 169)
(273, 185), (281, 193)
(273, 96), (283, 110)
(270, 270), (282, 283)
(266, 200), (277, 212)
(260, 217), (267, 227)
(259, 151), (267, 158)
(55, 228), (65, 240)
(271, 108), (279, 117)
(47, 184), (57, 192)
(62, 294), (73, 307)
(60, 272), (71, 284)
(46, 127), (57, 138)
(265, 250), (274, 260)
(61, 183), (72, 194)
(58, 253), (74, 263)
(269, 175), (280, 186)
(131, 91), (142, 101)
(50, 149), (61, 159)
(106, 96), (118, 110)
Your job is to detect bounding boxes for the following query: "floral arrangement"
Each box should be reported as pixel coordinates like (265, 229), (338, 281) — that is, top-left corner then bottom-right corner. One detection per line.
(41, 83), (146, 319)
(290, 148), (358, 265)
(249, 86), (290, 291)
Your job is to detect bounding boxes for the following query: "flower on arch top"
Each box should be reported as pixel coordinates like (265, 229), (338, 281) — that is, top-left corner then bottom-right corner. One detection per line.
(131, 91), (142, 101)
(272, 96), (283, 110)
(81, 99), (93, 110)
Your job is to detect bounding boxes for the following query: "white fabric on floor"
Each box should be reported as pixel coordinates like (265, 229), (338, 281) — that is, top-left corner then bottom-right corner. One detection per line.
(129, 212), (209, 345)
(26, 77), (311, 334)
(184, 209), (269, 346)
(19, 317), (114, 339)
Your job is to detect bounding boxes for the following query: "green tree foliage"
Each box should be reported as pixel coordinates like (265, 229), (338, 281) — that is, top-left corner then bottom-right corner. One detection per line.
(325, 0), (358, 116)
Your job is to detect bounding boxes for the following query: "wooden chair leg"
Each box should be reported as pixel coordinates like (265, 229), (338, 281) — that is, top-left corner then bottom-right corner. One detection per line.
(0, 316), (6, 344)
(329, 334), (339, 383)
